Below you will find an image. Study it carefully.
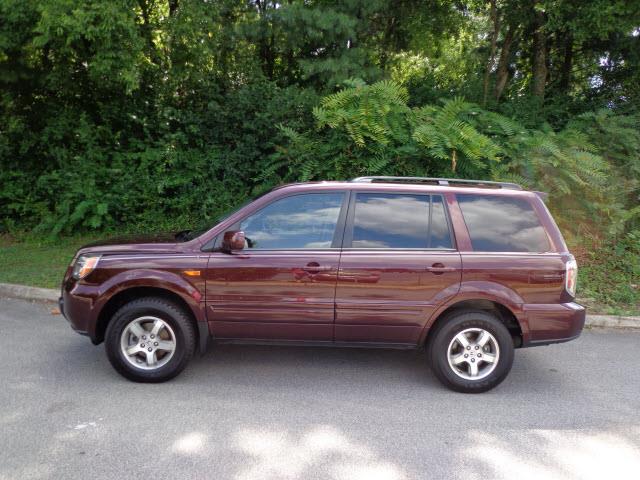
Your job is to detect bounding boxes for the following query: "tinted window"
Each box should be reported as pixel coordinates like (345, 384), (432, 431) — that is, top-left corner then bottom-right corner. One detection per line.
(350, 193), (452, 249)
(457, 194), (550, 252)
(430, 196), (453, 248)
(239, 193), (344, 249)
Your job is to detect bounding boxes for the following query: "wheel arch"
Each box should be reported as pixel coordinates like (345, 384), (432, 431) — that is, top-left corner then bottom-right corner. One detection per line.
(94, 286), (209, 353)
(423, 299), (524, 348)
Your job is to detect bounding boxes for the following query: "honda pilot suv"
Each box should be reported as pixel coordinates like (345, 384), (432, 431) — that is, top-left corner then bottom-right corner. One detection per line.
(59, 177), (585, 393)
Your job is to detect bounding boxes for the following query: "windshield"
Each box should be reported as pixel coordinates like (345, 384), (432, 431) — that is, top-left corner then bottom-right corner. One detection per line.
(215, 196), (256, 223)
(176, 190), (272, 241)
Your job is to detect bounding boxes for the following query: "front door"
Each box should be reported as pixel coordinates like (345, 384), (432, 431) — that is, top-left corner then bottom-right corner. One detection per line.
(205, 191), (348, 341)
(335, 191), (462, 345)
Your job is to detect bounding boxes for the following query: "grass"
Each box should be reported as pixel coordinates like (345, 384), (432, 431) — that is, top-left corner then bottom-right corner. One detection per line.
(0, 234), (102, 289)
(577, 265), (640, 316)
(570, 237), (640, 317)
(1, 232), (638, 316)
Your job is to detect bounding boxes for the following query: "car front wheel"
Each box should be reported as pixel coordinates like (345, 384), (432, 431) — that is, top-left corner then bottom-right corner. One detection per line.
(429, 310), (515, 393)
(105, 297), (196, 382)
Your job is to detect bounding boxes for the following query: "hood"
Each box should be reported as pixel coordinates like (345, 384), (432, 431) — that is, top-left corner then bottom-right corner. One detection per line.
(78, 231), (199, 255)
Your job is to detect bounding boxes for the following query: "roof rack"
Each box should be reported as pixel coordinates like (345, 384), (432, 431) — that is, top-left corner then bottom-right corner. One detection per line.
(350, 176), (523, 190)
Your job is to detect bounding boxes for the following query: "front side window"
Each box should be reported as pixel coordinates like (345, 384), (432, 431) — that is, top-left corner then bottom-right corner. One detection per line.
(457, 194), (550, 252)
(349, 193), (452, 249)
(239, 193), (344, 249)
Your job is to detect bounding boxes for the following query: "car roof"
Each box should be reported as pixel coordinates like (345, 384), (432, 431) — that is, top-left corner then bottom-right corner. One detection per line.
(271, 181), (538, 198)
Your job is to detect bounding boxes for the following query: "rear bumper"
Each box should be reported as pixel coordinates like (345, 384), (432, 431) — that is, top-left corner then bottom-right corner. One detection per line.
(522, 302), (586, 347)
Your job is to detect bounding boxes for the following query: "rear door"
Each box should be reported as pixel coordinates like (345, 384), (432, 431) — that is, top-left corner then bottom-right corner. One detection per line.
(455, 193), (564, 301)
(205, 191), (348, 341)
(455, 193), (567, 340)
(335, 191), (462, 345)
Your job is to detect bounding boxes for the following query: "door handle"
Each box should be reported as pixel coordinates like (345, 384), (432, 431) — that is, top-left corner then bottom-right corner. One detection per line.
(303, 262), (332, 273)
(426, 263), (456, 275)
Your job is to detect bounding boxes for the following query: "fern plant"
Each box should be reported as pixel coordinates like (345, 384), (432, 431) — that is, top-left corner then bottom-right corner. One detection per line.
(412, 97), (502, 174)
(268, 80), (636, 246)
(313, 79), (411, 147)
(262, 79), (421, 183)
(498, 124), (613, 238)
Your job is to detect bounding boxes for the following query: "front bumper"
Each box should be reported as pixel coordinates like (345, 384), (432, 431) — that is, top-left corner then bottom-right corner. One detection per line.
(59, 289), (93, 337)
(523, 302), (586, 346)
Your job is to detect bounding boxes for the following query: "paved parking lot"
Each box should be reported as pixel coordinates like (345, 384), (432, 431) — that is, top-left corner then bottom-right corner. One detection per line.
(1, 297), (639, 480)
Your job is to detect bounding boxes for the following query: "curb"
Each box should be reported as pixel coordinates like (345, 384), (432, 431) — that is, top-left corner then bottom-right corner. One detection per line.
(0, 283), (59, 303)
(0, 282), (638, 329)
(585, 314), (640, 329)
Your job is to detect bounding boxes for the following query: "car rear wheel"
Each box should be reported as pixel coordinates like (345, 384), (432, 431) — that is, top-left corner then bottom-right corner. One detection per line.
(429, 310), (514, 393)
(105, 297), (196, 382)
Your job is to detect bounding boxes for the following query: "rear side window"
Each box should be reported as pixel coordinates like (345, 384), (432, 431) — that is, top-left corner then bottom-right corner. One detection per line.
(457, 194), (550, 252)
(349, 193), (452, 249)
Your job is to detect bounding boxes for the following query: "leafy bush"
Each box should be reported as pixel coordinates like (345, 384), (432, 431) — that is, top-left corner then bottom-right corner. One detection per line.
(576, 231), (640, 314)
(268, 80), (636, 246)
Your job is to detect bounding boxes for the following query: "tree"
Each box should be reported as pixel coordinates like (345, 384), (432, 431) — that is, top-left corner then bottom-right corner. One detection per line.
(1, 0), (639, 239)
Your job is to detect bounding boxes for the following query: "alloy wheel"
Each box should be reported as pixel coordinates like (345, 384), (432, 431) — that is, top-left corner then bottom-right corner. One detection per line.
(120, 316), (176, 370)
(447, 328), (500, 380)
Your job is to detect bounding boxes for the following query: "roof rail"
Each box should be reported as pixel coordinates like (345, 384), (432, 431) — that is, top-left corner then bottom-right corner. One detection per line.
(350, 176), (523, 190)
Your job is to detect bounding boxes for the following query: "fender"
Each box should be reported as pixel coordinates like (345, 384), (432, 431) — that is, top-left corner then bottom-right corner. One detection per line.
(418, 280), (529, 344)
(94, 269), (206, 324)
(88, 269), (209, 353)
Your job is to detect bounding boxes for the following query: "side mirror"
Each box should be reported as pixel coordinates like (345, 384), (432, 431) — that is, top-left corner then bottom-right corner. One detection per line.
(222, 230), (245, 252)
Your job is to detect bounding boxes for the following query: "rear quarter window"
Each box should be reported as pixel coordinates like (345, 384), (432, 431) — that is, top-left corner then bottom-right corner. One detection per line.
(457, 194), (550, 253)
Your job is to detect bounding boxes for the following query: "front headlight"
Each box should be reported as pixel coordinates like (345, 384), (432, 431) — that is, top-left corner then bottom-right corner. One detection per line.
(72, 255), (101, 280)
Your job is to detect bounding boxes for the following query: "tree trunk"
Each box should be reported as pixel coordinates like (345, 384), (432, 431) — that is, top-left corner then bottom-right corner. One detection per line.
(531, 2), (547, 99)
(559, 32), (573, 92)
(494, 26), (514, 101)
(169, 0), (179, 16)
(138, 0), (161, 67)
(256, 0), (275, 79)
(138, 1), (154, 51)
(482, 0), (500, 106)
(379, 15), (397, 70)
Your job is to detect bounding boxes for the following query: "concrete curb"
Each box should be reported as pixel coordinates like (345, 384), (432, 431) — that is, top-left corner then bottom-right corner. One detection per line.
(0, 283), (59, 303)
(0, 282), (638, 328)
(585, 314), (640, 329)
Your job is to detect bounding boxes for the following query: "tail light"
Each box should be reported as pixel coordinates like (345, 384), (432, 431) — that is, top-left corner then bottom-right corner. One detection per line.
(565, 257), (578, 297)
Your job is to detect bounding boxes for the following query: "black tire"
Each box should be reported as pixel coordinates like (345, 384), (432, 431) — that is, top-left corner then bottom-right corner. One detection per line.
(105, 297), (196, 382)
(428, 310), (514, 393)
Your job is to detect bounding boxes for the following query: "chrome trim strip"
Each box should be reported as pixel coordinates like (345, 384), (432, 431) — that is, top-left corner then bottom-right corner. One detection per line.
(100, 255), (205, 261)
(460, 252), (561, 256)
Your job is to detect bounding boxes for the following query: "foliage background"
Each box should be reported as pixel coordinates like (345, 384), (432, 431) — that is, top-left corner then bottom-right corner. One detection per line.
(0, 0), (639, 312)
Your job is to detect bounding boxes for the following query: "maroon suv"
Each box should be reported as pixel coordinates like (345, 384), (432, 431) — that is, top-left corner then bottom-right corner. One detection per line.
(60, 177), (585, 392)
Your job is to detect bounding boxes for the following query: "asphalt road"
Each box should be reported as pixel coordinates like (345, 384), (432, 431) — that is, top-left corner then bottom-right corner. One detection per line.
(1, 298), (639, 480)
